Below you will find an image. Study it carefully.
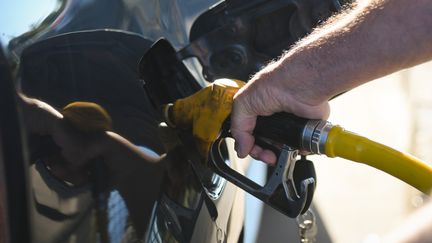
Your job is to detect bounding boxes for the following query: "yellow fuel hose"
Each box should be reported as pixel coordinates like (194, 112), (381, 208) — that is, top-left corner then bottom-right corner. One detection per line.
(325, 125), (432, 194)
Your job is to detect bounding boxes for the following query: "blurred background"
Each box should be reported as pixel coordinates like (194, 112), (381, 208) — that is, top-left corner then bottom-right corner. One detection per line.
(312, 60), (432, 243)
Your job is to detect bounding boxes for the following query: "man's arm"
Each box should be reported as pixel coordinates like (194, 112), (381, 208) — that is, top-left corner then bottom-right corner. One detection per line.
(17, 93), (63, 135)
(231, 0), (432, 163)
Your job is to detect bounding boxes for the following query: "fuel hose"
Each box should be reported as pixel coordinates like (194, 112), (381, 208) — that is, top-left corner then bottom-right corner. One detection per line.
(324, 125), (432, 194)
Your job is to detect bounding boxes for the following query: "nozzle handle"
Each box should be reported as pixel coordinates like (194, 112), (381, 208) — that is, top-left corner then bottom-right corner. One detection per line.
(253, 112), (310, 150)
(210, 138), (316, 218)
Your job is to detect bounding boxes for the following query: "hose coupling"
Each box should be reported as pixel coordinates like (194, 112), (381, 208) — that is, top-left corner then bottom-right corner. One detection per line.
(301, 120), (333, 154)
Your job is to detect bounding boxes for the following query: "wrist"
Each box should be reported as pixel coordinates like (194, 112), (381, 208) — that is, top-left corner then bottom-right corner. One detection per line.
(256, 52), (330, 120)
(277, 52), (331, 106)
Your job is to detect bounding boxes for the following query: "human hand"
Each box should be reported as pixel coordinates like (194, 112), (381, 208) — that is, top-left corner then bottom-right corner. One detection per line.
(51, 119), (104, 168)
(48, 101), (113, 167)
(230, 62), (330, 164)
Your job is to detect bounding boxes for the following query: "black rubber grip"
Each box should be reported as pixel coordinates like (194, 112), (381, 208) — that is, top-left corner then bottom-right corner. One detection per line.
(253, 112), (310, 149)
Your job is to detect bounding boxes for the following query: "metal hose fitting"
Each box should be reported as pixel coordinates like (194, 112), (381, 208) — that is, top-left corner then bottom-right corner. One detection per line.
(301, 120), (333, 154)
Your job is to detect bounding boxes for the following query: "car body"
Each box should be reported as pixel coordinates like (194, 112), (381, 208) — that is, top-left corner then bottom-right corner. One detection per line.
(0, 0), (344, 242)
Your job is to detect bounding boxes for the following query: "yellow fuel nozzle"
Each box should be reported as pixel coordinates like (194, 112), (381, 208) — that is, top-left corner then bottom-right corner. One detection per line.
(162, 79), (245, 157)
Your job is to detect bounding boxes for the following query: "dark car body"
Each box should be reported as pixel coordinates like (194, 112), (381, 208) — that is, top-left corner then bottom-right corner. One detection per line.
(0, 0), (345, 242)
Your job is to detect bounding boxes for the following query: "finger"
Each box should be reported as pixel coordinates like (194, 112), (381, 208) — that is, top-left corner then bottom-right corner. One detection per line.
(230, 101), (257, 158)
(248, 145), (277, 165)
(249, 145), (263, 158)
(232, 130), (255, 158)
(256, 148), (277, 165)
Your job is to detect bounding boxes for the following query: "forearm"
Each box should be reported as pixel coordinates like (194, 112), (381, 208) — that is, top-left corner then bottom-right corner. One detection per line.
(276, 0), (432, 105)
(17, 93), (63, 135)
(97, 132), (166, 235)
(98, 131), (165, 181)
(231, 0), (432, 162)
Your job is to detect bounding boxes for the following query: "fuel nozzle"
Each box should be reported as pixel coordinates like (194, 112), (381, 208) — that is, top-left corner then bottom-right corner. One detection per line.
(162, 79), (244, 157)
(256, 114), (432, 194)
(162, 78), (432, 195)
